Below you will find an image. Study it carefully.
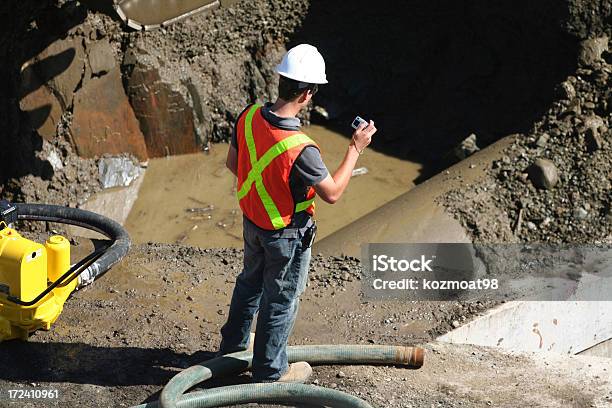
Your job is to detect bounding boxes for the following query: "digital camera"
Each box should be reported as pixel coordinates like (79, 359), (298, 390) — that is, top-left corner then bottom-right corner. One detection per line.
(351, 116), (368, 130)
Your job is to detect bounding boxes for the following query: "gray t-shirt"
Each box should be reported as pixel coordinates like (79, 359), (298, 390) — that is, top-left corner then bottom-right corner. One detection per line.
(231, 103), (329, 233)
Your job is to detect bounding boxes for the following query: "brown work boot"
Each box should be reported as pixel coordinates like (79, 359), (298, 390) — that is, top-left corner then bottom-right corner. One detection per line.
(277, 362), (313, 383)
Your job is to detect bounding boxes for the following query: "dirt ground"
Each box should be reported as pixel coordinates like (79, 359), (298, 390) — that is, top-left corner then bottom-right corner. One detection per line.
(0, 240), (610, 408)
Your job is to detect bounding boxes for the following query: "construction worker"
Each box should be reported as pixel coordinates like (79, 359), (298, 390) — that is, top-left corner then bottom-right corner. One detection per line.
(219, 44), (377, 383)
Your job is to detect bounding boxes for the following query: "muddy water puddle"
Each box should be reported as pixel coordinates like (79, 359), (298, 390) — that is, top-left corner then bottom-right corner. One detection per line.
(125, 125), (421, 248)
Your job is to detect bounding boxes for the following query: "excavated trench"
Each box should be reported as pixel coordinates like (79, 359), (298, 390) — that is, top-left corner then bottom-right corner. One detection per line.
(124, 126), (421, 248)
(0, 1), (611, 406)
(1, 0), (581, 197)
(82, 0), (584, 248)
(291, 0), (580, 180)
(0, 0), (607, 309)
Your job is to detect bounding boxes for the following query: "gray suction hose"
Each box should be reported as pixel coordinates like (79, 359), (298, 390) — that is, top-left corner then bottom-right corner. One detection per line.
(14, 203), (131, 287)
(148, 344), (424, 408)
(135, 383), (374, 408)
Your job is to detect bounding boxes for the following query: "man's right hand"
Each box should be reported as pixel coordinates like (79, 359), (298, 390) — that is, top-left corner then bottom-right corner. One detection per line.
(351, 120), (377, 153)
(314, 120), (378, 204)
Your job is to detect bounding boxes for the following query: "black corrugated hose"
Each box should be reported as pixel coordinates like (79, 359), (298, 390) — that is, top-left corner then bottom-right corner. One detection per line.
(14, 203), (131, 287)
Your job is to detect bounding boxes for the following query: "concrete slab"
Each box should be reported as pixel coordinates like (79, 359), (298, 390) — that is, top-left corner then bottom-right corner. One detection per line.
(438, 301), (612, 355)
(68, 171), (145, 239)
(580, 338), (612, 358)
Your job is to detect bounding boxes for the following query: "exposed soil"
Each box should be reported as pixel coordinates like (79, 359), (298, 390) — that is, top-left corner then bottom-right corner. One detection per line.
(121, 0), (311, 148)
(441, 36), (612, 244)
(0, 0), (309, 205)
(0, 0), (600, 203)
(1, 138), (100, 208)
(0, 1), (100, 205)
(0, 240), (609, 408)
(290, 1), (579, 180)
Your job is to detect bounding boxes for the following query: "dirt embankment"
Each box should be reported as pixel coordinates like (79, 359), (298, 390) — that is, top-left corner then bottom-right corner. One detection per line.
(0, 0), (308, 206)
(441, 6), (612, 244)
(290, 1), (580, 176)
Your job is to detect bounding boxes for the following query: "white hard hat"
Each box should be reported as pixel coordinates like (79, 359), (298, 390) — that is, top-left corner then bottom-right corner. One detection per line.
(276, 44), (328, 85)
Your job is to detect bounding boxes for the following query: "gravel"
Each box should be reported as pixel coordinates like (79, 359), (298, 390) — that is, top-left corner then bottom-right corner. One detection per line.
(443, 42), (612, 243)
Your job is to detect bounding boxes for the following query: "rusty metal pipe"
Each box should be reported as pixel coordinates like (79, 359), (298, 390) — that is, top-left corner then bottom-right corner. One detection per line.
(115, 0), (239, 30)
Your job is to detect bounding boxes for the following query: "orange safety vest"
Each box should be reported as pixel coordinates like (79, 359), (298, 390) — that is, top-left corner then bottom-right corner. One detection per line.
(236, 104), (318, 230)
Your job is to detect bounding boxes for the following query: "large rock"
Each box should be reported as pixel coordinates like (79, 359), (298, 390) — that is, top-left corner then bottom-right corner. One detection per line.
(578, 36), (609, 66)
(528, 158), (559, 190)
(582, 114), (605, 133)
(452, 133), (480, 160)
(70, 67), (148, 161)
(585, 127), (603, 152)
(87, 39), (116, 76)
(19, 66), (63, 140)
(98, 157), (144, 189)
(31, 36), (88, 109)
(558, 80), (576, 100)
(124, 48), (204, 157)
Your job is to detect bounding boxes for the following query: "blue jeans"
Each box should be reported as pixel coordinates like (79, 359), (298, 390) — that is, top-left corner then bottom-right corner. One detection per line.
(219, 217), (312, 381)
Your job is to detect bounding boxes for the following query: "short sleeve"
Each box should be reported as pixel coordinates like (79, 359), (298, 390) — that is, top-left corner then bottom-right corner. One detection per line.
(231, 105), (252, 149)
(292, 146), (329, 186)
(231, 127), (237, 148)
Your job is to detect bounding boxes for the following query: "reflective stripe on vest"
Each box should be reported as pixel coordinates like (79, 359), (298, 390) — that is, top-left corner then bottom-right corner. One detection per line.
(237, 104), (316, 230)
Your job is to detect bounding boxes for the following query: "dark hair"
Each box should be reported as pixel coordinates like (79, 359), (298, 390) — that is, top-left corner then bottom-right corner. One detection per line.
(278, 76), (318, 101)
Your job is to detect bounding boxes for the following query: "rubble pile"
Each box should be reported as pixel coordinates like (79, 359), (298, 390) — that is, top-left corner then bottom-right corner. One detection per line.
(444, 35), (612, 243)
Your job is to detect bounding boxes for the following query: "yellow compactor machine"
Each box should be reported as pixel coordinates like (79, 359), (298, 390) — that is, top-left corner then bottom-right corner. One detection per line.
(0, 200), (130, 342)
(0, 227), (76, 341)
